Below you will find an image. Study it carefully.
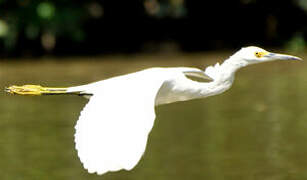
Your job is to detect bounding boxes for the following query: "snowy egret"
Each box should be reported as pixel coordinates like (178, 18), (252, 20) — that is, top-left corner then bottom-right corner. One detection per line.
(6, 46), (301, 175)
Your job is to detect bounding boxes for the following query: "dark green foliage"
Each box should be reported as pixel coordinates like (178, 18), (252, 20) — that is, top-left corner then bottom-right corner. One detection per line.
(0, 1), (88, 51)
(0, 0), (306, 57)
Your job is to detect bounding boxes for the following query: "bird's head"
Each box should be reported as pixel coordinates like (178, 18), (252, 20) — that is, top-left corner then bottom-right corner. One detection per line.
(230, 46), (302, 65)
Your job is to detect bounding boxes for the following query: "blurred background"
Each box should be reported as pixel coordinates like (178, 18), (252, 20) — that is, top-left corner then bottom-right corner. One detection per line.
(1, 0), (307, 179)
(0, 0), (307, 56)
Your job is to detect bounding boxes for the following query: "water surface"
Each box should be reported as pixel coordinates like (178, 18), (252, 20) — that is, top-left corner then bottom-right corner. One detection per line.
(0, 53), (307, 179)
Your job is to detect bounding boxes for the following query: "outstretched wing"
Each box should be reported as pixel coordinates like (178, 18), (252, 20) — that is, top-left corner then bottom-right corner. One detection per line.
(74, 68), (167, 175)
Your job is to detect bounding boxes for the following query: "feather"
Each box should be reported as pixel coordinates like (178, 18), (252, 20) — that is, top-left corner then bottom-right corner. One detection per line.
(74, 68), (167, 175)
(204, 63), (221, 80)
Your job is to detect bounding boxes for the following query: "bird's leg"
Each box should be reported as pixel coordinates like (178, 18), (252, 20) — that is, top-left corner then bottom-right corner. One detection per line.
(5, 85), (69, 95)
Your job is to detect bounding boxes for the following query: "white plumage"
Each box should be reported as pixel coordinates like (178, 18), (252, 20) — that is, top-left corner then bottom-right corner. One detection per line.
(74, 68), (167, 174)
(73, 67), (212, 174)
(6, 46), (301, 175)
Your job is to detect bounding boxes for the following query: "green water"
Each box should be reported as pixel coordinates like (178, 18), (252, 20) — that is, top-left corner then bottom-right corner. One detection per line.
(0, 53), (307, 179)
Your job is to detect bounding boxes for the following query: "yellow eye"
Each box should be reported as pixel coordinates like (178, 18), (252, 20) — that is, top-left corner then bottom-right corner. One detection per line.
(255, 51), (263, 58)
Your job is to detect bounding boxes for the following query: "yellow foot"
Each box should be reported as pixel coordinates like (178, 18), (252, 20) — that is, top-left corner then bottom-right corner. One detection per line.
(5, 85), (46, 95)
(5, 85), (68, 96)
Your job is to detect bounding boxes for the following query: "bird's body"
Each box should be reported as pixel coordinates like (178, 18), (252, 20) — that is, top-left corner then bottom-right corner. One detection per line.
(69, 66), (232, 105)
(6, 46), (301, 175)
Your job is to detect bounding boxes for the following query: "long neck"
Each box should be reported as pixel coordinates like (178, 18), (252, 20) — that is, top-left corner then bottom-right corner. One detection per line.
(157, 57), (248, 105)
(220, 56), (248, 77)
(197, 57), (247, 97)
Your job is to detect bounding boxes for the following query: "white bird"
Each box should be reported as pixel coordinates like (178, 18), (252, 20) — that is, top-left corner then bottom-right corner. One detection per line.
(6, 46), (301, 175)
